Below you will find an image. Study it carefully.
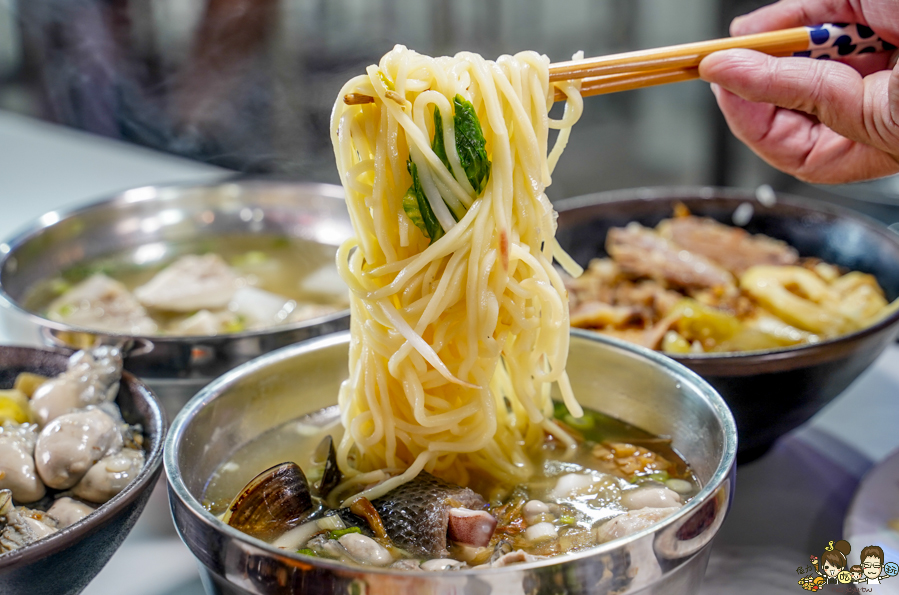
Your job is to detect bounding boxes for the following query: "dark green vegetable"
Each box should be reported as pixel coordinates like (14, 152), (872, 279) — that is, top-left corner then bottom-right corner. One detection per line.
(401, 95), (491, 243)
(450, 95), (491, 194)
(403, 161), (445, 242)
(328, 526), (363, 539)
(432, 107), (450, 171)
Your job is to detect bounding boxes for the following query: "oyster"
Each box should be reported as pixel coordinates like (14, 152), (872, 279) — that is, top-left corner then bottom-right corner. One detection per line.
(30, 346), (124, 427)
(0, 490), (58, 554)
(34, 408), (123, 490)
(72, 447), (144, 503)
(0, 424), (44, 503)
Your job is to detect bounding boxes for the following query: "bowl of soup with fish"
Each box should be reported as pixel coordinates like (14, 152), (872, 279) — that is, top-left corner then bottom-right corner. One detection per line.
(0, 180), (352, 413)
(165, 331), (736, 595)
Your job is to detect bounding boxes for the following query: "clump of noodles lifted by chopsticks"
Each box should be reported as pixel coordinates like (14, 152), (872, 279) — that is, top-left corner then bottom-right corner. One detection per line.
(330, 46), (584, 504)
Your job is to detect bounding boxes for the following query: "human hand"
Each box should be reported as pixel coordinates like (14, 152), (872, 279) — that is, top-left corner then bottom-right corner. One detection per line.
(698, 0), (899, 183)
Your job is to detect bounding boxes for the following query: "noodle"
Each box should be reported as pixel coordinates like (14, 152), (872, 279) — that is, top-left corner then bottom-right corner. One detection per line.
(330, 46), (583, 504)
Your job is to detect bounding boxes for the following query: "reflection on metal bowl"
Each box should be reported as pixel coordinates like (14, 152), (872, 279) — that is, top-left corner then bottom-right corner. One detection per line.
(165, 331), (736, 595)
(0, 346), (165, 595)
(555, 186), (899, 461)
(0, 180), (352, 415)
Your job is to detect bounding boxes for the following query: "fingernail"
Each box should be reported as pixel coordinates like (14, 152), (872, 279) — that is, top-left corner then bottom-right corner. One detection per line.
(710, 83), (721, 99)
(730, 15), (747, 36)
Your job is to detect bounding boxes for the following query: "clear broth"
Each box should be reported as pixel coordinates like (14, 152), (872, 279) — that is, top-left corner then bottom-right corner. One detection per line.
(23, 234), (348, 334)
(205, 403), (699, 565)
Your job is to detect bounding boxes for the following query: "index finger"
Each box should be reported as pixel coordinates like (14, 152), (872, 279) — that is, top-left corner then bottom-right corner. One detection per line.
(732, 0), (899, 47)
(730, 0), (866, 36)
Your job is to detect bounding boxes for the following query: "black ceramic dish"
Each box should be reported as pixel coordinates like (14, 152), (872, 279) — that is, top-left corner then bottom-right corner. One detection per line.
(555, 187), (899, 462)
(0, 346), (166, 595)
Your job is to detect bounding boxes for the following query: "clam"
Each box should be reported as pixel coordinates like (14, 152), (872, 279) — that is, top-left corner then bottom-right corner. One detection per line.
(222, 462), (314, 541)
(312, 436), (342, 499)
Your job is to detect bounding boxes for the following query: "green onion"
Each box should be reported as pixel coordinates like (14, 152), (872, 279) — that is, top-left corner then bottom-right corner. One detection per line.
(222, 315), (246, 334)
(297, 548), (317, 556)
(328, 526), (362, 539)
(49, 279), (72, 295)
(630, 471), (670, 484)
(317, 514), (346, 532)
(559, 514), (577, 525)
(563, 413), (595, 431)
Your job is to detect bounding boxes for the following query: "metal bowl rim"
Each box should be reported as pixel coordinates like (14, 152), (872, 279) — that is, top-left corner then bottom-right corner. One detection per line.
(554, 185), (899, 362)
(0, 345), (167, 569)
(164, 329), (737, 576)
(0, 179), (351, 344)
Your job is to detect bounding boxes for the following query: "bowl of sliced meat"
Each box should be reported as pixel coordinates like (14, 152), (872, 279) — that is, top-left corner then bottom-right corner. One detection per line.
(554, 187), (899, 461)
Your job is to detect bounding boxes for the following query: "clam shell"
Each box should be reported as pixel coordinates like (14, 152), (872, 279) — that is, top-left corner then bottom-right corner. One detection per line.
(314, 436), (342, 499)
(223, 462), (313, 541)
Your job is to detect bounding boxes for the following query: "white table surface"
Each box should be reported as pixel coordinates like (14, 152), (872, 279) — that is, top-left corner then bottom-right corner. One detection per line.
(1, 110), (898, 595)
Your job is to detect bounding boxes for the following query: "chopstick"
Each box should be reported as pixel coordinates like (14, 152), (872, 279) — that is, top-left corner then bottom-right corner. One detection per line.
(558, 67), (700, 101)
(547, 27), (809, 82)
(344, 23), (893, 105)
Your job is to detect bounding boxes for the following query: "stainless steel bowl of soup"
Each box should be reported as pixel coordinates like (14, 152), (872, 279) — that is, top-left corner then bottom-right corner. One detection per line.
(165, 330), (736, 595)
(0, 181), (352, 415)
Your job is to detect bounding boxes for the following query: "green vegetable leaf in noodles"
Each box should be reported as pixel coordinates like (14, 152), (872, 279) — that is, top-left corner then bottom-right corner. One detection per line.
(401, 94), (491, 243)
(432, 107), (451, 171)
(452, 95), (491, 194)
(402, 188), (427, 237)
(403, 160), (445, 242)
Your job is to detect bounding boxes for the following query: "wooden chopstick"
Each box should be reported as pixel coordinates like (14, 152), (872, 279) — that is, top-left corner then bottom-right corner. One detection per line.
(548, 27), (810, 81)
(343, 24), (874, 105)
(345, 66), (705, 106)
(561, 67), (699, 101)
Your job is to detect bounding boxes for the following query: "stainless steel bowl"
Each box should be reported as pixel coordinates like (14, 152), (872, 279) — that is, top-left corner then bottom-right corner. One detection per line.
(165, 331), (737, 595)
(0, 180), (352, 414)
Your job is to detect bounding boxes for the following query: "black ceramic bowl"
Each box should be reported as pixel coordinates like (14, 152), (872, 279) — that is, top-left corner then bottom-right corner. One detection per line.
(555, 187), (899, 462)
(0, 346), (166, 595)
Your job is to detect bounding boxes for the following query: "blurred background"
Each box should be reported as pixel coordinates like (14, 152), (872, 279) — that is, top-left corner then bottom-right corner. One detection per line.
(1, 0), (898, 223)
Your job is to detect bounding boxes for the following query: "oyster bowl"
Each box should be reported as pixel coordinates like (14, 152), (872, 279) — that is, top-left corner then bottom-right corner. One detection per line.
(166, 331), (736, 595)
(555, 186), (899, 461)
(0, 180), (352, 416)
(0, 345), (166, 595)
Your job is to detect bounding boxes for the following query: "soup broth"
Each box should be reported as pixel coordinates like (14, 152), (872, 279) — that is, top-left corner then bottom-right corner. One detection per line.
(23, 234), (348, 336)
(207, 404), (698, 568)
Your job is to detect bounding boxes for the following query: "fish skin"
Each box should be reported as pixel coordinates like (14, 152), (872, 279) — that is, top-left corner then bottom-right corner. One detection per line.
(352, 472), (487, 558)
